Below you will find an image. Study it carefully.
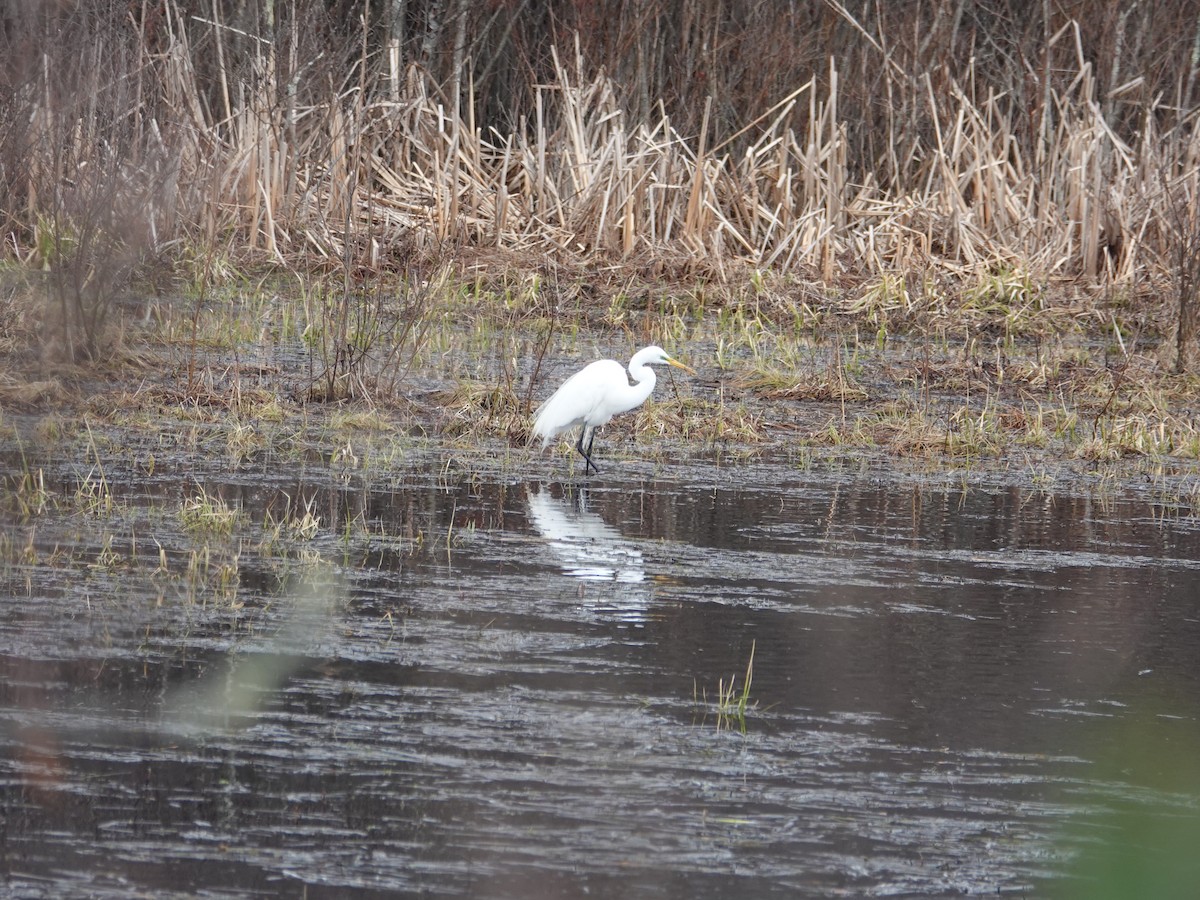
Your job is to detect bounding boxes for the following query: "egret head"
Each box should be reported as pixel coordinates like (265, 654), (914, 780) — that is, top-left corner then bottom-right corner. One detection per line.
(639, 345), (696, 375)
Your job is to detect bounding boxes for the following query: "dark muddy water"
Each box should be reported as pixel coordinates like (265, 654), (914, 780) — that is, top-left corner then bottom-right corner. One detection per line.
(4, 450), (1200, 898)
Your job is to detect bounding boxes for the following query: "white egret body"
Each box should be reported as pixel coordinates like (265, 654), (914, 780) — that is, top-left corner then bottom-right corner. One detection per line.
(532, 345), (694, 475)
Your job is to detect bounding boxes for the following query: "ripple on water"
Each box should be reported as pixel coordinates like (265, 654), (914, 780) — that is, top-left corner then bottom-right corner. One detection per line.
(3, 466), (1200, 896)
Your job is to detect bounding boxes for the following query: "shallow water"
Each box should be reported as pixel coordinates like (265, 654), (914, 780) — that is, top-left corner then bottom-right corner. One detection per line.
(3, 449), (1200, 897)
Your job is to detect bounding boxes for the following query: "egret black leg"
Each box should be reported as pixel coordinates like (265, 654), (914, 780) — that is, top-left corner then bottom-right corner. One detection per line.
(575, 426), (600, 475)
(584, 428), (598, 473)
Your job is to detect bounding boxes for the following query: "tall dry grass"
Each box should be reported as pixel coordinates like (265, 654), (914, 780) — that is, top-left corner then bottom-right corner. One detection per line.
(1, 1), (1199, 365)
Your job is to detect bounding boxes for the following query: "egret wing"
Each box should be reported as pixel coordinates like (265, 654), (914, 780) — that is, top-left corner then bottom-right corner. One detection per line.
(532, 360), (625, 445)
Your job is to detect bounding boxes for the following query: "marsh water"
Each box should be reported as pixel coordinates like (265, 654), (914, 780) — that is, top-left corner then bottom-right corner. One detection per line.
(4, 444), (1200, 898)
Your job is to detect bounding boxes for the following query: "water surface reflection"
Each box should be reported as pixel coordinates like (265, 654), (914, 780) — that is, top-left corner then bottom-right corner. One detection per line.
(526, 485), (647, 583)
(3, 460), (1200, 897)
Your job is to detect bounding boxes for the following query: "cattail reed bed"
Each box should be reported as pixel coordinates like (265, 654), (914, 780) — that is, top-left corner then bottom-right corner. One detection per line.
(3, 4), (1198, 295)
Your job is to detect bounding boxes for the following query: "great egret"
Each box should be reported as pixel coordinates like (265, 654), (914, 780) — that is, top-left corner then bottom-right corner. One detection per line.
(532, 345), (695, 475)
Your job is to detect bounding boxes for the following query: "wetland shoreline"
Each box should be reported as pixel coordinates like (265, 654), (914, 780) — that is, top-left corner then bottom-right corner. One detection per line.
(3, 256), (1198, 514)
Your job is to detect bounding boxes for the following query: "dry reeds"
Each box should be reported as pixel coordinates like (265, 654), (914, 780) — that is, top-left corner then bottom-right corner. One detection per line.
(2, 0), (1200, 360)
(197, 35), (1200, 287)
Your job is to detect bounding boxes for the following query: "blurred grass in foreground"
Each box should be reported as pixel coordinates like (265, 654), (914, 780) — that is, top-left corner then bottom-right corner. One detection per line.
(1056, 702), (1200, 900)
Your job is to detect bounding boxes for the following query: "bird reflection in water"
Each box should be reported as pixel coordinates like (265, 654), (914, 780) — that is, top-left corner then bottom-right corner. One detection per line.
(525, 485), (654, 622)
